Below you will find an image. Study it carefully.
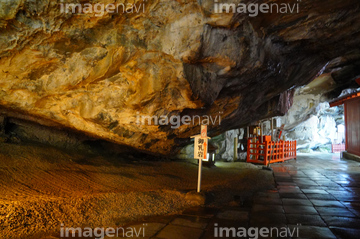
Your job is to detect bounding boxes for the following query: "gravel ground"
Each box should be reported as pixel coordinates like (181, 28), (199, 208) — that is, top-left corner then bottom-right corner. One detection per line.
(0, 143), (275, 238)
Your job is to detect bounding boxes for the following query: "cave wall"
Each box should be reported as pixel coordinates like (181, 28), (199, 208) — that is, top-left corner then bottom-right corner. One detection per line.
(281, 101), (344, 152)
(278, 73), (359, 152)
(1, 0), (360, 155)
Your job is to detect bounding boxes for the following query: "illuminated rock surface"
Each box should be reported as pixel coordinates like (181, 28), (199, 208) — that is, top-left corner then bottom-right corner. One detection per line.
(0, 0), (360, 155)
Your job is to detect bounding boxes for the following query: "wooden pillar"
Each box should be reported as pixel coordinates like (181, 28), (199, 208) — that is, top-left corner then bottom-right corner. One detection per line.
(270, 118), (274, 141)
(344, 103), (348, 151)
(234, 137), (238, 161)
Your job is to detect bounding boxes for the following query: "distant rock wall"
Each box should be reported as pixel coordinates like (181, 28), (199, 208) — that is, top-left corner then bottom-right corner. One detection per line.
(278, 85), (346, 152)
(282, 103), (344, 152)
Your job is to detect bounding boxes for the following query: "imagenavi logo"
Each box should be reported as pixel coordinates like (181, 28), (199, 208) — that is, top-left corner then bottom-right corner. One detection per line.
(59, 0), (148, 17)
(213, 0), (301, 17)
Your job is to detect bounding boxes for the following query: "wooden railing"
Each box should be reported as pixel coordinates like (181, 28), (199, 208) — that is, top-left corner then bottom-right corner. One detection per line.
(246, 137), (296, 165)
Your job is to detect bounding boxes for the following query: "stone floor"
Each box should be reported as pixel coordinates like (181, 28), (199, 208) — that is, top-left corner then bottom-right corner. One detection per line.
(115, 153), (360, 239)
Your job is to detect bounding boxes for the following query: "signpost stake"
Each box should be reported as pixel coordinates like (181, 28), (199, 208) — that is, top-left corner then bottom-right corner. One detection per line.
(197, 158), (202, 192)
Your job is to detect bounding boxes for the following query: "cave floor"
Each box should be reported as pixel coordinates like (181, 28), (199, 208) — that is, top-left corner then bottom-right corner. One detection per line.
(0, 142), (274, 238)
(47, 153), (359, 239)
(1, 142), (360, 238)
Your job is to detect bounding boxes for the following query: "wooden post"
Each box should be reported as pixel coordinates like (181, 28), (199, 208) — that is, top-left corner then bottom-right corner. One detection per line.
(234, 137), (238, 161)
(197, 159), (202, 192)
(344, 103), (348, 151)
(270, 118), (274, 141)
(264, 141), (268, 165)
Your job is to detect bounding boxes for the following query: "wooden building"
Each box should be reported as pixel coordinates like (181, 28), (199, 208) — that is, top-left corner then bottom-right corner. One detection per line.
(330, 90), (360, 158)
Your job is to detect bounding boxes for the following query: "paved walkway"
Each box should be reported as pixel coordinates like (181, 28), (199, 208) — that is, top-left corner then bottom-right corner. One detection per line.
(120, 153), (360, 239)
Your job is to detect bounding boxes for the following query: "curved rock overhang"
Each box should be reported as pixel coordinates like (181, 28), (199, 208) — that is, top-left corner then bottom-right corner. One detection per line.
(0, 0), (360, 155)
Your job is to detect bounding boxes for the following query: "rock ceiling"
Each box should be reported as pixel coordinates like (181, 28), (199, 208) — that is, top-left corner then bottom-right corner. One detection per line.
(0, 0), (360, 155)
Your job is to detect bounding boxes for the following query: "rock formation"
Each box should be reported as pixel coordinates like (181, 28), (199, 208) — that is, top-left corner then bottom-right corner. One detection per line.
(1, 0), (360, 156)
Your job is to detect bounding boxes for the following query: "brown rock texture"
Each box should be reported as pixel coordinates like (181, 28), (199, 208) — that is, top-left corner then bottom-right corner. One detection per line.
(0, 0), (360, 155)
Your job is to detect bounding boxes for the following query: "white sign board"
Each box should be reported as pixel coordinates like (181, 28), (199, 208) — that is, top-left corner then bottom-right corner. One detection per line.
(194, 136), (208, 160)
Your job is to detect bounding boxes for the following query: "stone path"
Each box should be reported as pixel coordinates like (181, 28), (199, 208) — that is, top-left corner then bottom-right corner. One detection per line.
(119, 153), (360, 239)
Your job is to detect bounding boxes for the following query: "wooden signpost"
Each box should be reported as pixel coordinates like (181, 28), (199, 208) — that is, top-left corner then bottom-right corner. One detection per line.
(191, 125), (210, 192)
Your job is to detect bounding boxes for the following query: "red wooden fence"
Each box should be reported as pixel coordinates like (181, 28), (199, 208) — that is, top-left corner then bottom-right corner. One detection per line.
(246, 137), (296, 165)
